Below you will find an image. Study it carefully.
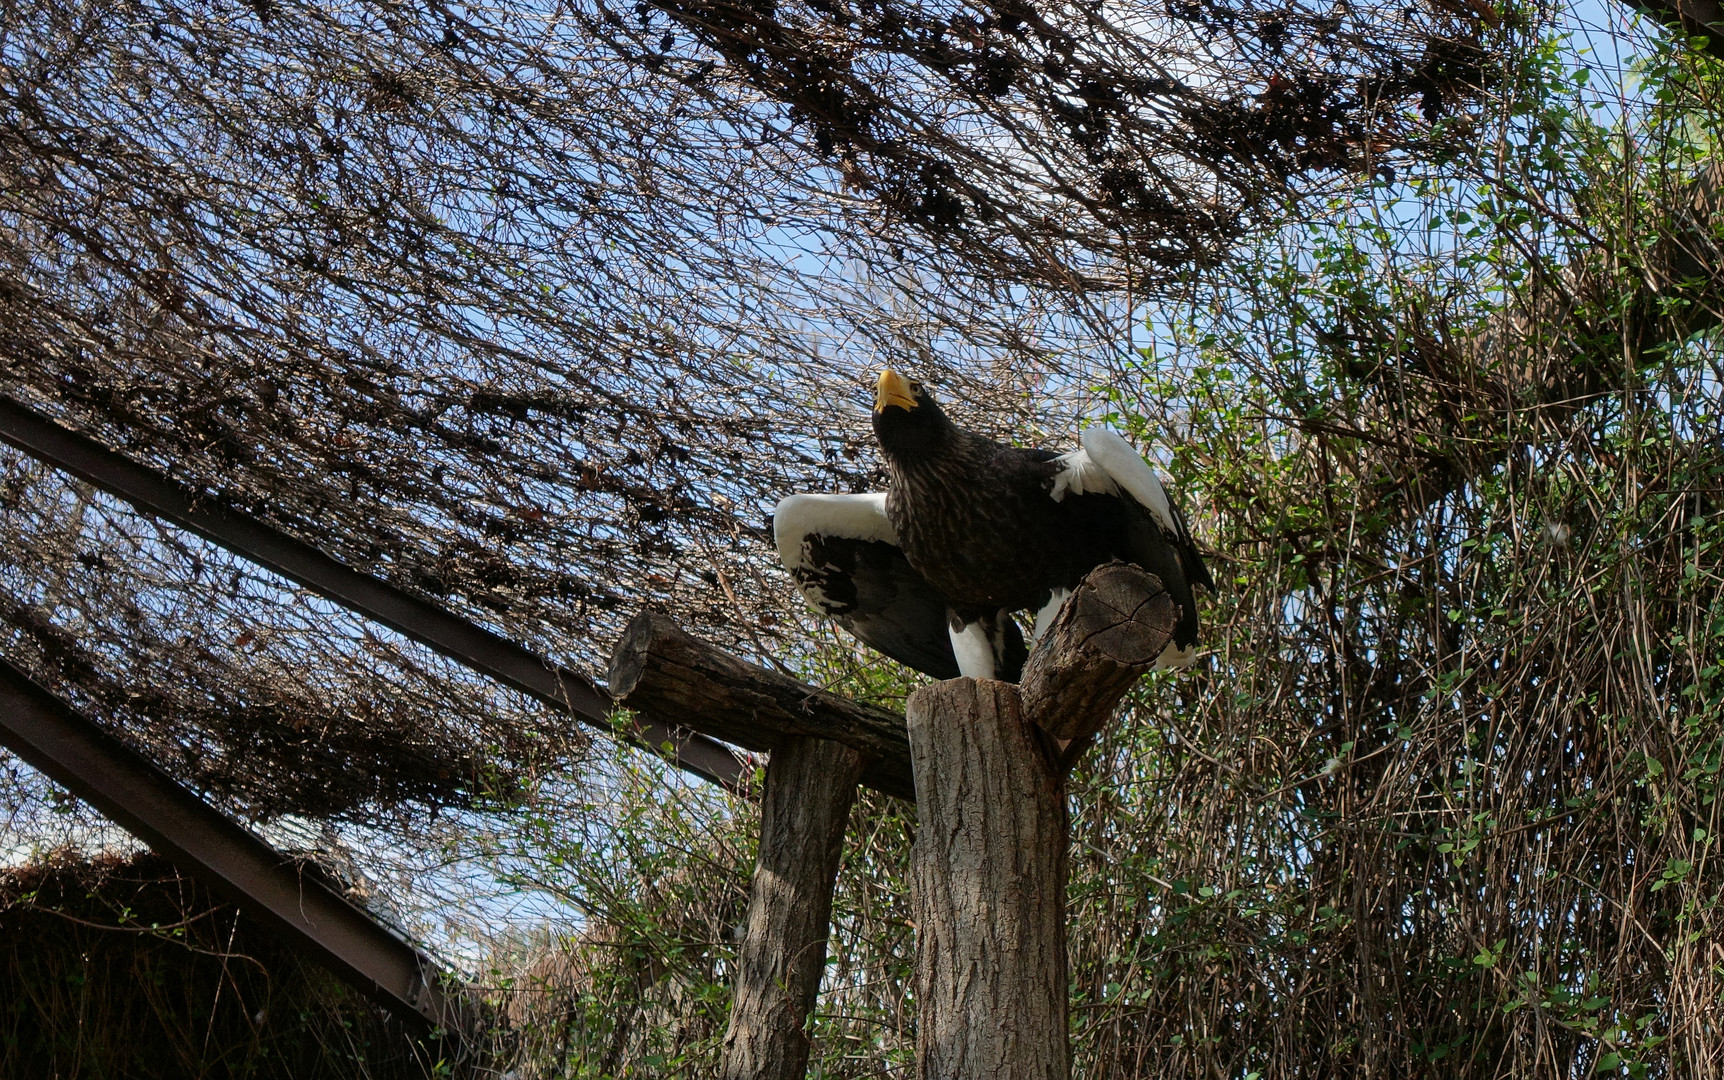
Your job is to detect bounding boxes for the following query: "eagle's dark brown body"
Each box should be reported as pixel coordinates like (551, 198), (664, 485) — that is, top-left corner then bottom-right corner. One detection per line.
(885, 433), (1121, 617)
(771, 369), (1206, 683)
(871, 370), (1209, 671)
(886, 432), (1042, 606)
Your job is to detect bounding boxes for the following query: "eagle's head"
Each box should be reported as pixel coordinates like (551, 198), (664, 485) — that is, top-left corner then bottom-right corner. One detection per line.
(871, 369), (952, 461)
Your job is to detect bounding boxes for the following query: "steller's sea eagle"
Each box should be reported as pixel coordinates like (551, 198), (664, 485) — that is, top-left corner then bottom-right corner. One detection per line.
(774, 369), (1213, 681)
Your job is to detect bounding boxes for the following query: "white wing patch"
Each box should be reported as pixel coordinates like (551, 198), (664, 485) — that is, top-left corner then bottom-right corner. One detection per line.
(772, 493), (896, 573)
(1079, 427), (1177, 536)
(1049, 448), (1118, 503)
(773, 494), (902, 616)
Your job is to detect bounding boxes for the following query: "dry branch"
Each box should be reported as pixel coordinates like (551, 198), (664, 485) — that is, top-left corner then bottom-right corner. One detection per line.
(1632, 0), (1724, 56)
(607, 608), (914, 800)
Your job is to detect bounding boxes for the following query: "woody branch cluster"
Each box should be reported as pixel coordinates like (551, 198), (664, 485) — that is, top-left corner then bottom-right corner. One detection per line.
(0, 0), (1493, 820)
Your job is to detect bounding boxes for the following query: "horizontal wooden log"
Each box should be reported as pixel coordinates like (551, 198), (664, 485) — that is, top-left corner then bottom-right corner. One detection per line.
(1018, 562), (1177, 747)
(607, 608), (914, 800)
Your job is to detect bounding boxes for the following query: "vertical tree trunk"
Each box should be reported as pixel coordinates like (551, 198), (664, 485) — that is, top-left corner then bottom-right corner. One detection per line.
(907, 678), (1070, 1080)
(720, 735), (866, 1080)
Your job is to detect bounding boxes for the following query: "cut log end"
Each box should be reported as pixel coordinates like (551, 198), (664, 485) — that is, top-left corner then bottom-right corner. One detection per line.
(1059, 562), (1180, 666)
(606, 606), (673, 701)
(1020, 562), (1177, 746)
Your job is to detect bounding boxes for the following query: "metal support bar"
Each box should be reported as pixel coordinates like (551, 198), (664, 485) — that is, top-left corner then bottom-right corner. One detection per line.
(0, 658), (473, 1033)
(1633, 0), (1724, 58)
(0, 396), (747, 789)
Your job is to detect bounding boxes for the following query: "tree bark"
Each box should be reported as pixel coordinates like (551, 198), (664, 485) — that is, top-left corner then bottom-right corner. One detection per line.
(908, 678), (1070, 1080)
(721, 735), (865, 1080)
(905, 563), (1178, 1080)
(608, 608), (914, 800)
(1017, 562), (1176, 745)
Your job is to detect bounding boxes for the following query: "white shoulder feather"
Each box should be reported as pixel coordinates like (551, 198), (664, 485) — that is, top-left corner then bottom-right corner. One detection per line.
(1049, 446), (1118, 503)
(772, 493), (897, 572)
(1077, 427), (1177, 535)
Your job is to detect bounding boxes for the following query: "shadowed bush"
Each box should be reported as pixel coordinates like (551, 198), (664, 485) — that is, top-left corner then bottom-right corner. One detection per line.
(0, 850), (453, 1080)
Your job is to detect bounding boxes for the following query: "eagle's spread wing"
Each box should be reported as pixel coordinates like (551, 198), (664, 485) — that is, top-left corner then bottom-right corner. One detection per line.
(773, 493), (960, 679)
(1050, 427), (1214, 668)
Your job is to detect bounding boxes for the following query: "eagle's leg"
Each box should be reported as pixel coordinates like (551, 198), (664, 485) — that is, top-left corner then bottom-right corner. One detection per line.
(1154, 641), (1197, 670)
(947, 609), (1029, 682)
(947, 616), (999, 679)
(1030, 587), (1072, 645)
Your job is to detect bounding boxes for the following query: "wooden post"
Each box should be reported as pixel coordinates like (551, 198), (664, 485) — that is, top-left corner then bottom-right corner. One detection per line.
(607, 562), (1175, 1080)
(908, 679), (1069, 1080)
(720, 736), (865, 1080)
(607, 614), (879, 1080)
(907, 563), (1175, 1080)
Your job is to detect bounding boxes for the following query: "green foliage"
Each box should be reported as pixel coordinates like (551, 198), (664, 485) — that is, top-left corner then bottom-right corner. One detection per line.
(1058, 18), (1724, 1075)
(485, 10), (1724, 1078)
(475, 732), (753, 1078)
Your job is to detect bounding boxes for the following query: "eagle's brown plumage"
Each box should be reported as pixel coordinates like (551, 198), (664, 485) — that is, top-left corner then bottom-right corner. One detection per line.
(772, 369), (1209, 682)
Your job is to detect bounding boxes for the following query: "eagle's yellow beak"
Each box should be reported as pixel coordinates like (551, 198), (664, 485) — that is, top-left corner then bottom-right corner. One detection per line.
(874, 369), (918, 414)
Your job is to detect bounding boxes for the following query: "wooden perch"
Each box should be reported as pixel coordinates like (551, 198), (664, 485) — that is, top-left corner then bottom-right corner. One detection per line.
(908, 561), (1177, 1080)
(607, 608), (914, 800)
(610, 610), (882, 1080)
(608, 568), (1175, 1079)
(1019, 561), (1176, 745)
(909, 680), (1069, 1080)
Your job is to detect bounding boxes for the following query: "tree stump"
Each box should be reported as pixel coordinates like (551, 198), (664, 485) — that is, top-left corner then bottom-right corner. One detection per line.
(907, 563), (1175, 1080)
(908, 679), (1069, 1080)
(1018, 561), (1179, 746)
(608, 561), (1176, 1080)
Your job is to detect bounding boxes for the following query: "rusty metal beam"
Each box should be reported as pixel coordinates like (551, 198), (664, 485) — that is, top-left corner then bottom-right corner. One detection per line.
(0, 657), (473, 1033)
(0, 396), (747, 789)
